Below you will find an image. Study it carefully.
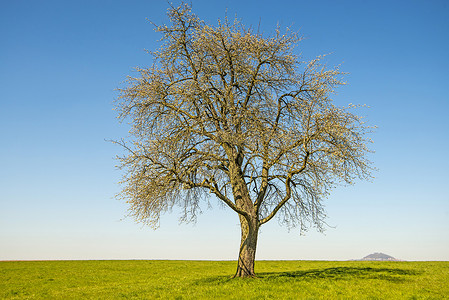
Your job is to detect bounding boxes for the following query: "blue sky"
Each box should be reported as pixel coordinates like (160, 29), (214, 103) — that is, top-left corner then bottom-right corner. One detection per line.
(1, 0), (448, 261)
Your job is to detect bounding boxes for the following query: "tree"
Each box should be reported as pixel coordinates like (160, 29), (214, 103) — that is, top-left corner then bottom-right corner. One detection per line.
(114, 3), (373, 278)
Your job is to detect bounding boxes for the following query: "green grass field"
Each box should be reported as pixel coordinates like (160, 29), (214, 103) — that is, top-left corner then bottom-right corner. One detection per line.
(1, 260), (448, 299)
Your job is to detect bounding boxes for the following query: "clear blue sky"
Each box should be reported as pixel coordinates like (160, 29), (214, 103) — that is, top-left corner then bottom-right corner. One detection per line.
(1, 0), (448, 261)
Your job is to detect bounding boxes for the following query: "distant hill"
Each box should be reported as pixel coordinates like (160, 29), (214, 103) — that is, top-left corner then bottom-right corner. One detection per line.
(361, 252), (399, 261)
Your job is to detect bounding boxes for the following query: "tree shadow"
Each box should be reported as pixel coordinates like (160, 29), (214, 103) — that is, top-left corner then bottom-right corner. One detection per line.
(195, 267), (421, 285)
(258, 267), (421, 282)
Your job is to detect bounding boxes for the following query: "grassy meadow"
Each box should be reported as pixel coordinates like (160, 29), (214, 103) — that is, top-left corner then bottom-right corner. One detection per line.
(1, 260), (448, 299)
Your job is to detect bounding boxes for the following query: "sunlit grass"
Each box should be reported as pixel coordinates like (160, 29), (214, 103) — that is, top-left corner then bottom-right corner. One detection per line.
(1, 260), (448, 299)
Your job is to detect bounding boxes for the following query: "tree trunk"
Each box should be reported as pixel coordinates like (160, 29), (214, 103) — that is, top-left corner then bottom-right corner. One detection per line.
(234, 215), (259, 278)
(227, 149), (259, 278)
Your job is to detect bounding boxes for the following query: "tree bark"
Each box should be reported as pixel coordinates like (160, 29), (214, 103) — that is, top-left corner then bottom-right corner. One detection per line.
(234, 215), (259, 278)
(227, 149), (260, 278)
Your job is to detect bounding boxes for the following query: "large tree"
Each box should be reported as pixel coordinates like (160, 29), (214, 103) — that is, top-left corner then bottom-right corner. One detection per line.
(114, 3), (373, 277)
